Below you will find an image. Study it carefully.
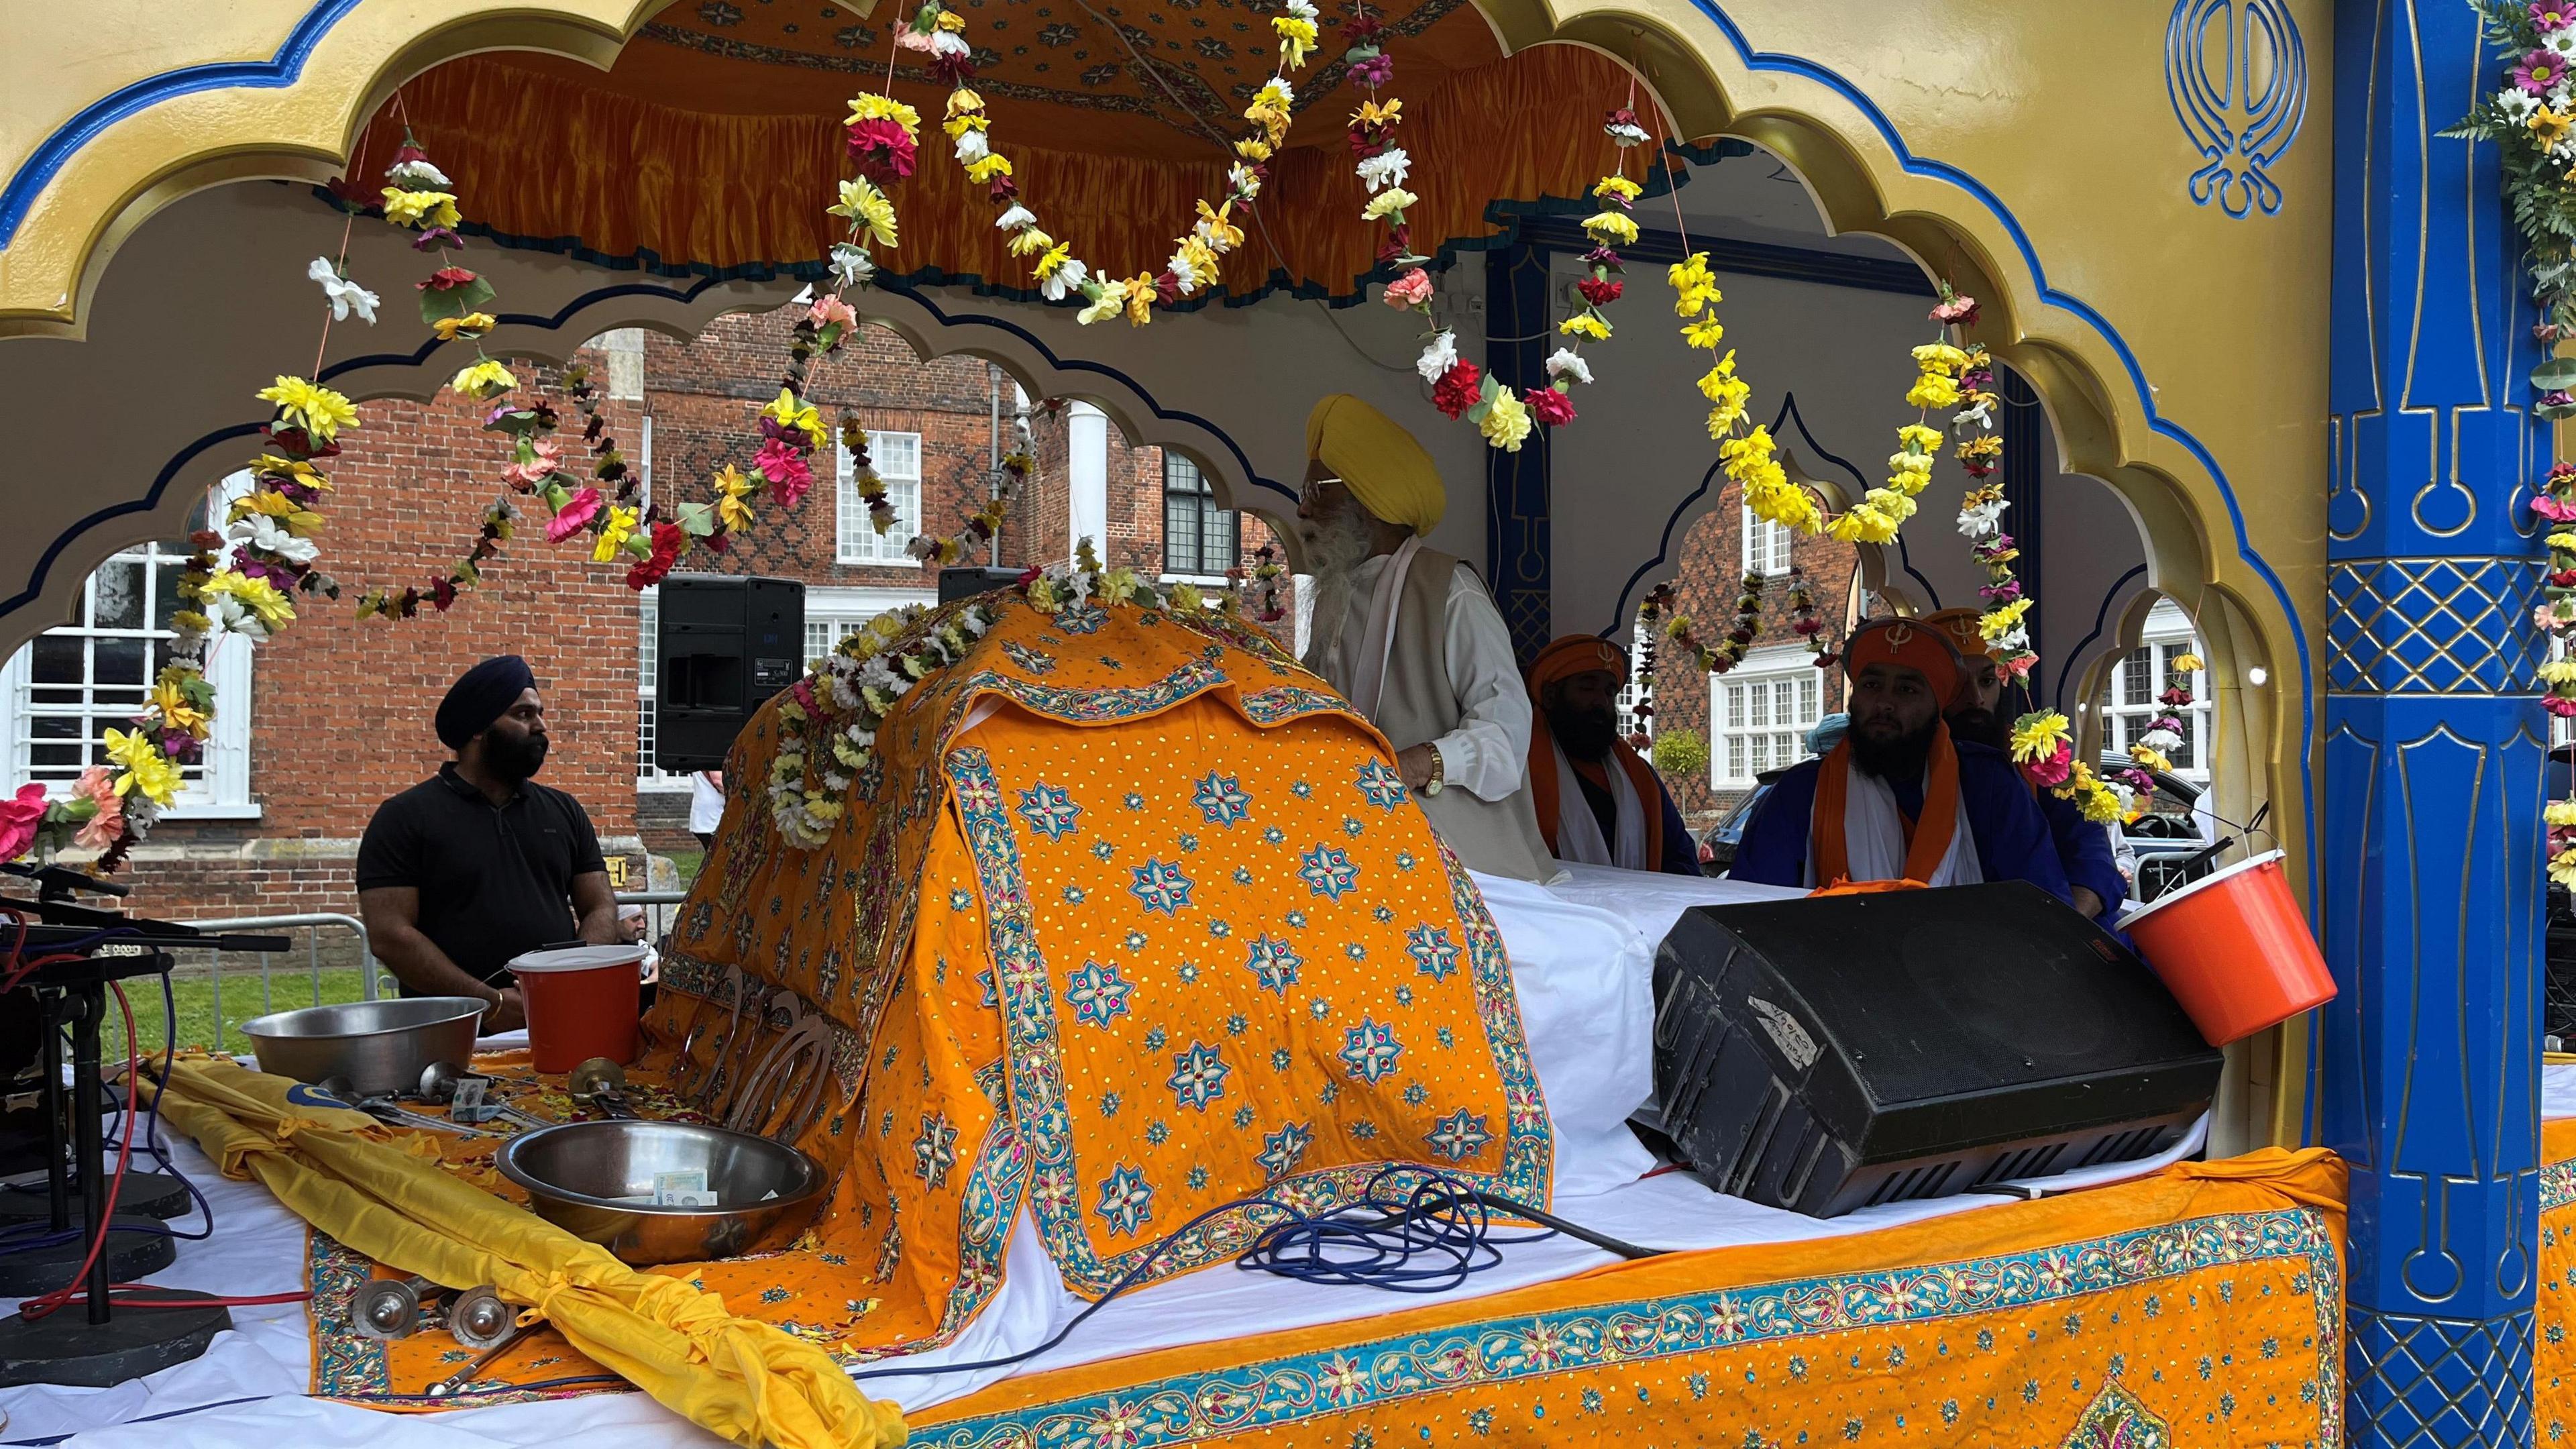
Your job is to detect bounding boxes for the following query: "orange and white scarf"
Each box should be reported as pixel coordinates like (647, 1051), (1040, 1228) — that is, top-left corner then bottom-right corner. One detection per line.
(1807, 724), (1979, 890)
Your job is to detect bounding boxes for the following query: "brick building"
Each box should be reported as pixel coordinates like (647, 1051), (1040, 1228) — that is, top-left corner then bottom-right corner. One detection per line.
(17, 305), (1290, 920)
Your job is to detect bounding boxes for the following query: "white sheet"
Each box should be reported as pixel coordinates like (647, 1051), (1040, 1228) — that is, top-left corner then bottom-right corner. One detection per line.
(4, 865), (2209, 1446)
(2549, 1063), (2576, 1124)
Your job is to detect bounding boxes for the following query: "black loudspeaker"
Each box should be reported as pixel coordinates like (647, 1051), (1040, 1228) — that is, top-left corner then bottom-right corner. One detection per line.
(939, 566), (1024, 604)
(654, 574), (805, 772)
(1652, 881), (2222, 1218)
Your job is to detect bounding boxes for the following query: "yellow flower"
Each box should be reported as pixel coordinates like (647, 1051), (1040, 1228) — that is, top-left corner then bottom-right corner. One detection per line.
(199, 571), (296, 632)
(1682, 316), (1726, 350)
(231, 488), (324, 537)
(1911, 341), (1970, 375)
(592, 506), (639, 564)
(1906, 370), (1962, 410)
(846, 94), (924, 136)
(1124, 272), (1157, 327)
(1008, 226), (1055, 258)
(762, 388), (827, 449)
(1099, 567), (1142, 605)
(1594, 174), (1645, 203)
(714, 464), (758, 533)
(1351, 99), (1403, 129)
(2075, 779), (2123, 824)
(1746, 478), (1817, 533)
(254, 454), (332, 491)
(2171, 652), (2204, 672)
(2129, 743), (2175, 775)
(1078, 279), (1128, 325)
(380, 189), (461, 230)
(1886, 449), (1936, 486)
(1034, 243), (1074, 281)
(1168, 581), (1205, 611)
(934, 9), (967, 31)
(433, 312), (496, 341)
(103, 729), (181, 806)
(964, 154), (1014, 185)
(256, 376), (360, 441)
(944, 111), (988, 140)
(145, 678), (209, 736)
(829, 177), (900, 250)
(1896, 423), (1944, 452)
(2534, 107), (2574, 149)
(1580, 210), (1641, 247)
(2549, 800), (2576, 828)
(1980, 597), (2034, 641)
(451, 359), (517, 400)
(1478, 388), (1533, 453)
(2551, 531), (2576, 551)
(2008, 710), (2072, 765)
(1274, 14), (1318, 66)
(1668, 254), (1720, 315)
(945, 89), (985, 118)
(1558, 313), (1611, 341)
(1194, 199), (1245, 253)
(1236, 138), (1275, 162)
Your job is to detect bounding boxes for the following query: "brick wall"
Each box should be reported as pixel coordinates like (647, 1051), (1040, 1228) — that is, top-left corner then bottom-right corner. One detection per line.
(1646, 488), (1862, 826)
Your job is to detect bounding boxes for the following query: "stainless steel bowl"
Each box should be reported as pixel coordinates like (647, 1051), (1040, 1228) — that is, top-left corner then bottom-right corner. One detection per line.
(240, 998), (486, 1098)
(494, 1120), (826, 1265)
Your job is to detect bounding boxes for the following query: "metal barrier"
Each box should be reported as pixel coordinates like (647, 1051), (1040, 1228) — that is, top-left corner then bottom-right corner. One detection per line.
(156, 912), (382, 1054)
(617, 890), (688, 947)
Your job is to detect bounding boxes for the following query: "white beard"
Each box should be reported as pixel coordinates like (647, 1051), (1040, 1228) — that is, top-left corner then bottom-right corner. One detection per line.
(1299, 508), (1376, 676)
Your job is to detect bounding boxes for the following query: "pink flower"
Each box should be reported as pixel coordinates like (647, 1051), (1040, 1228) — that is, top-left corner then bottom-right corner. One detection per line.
(2025, 740), (2074, 788)
(1523, 385), (1575, 427)
(2540, 603), (2572, 631)
(755, 439), (815, 507)
(846, 117), (918, 183)
(2516, 51), (2567, 93)
(810, 294), (859, 331)
(2535, 494), (2576, 522)
(2534, 1), (2576, 31)
(501, 439), (564, 491)
(0, 784), (49, 863)
(545, 488), (602, 543)
(1382, 268), (1434, 309)
(72, 769), (123, 853)
(895, 24), (936, 52)
(1930, 294), (1980, 326)
(2547, 695), (2576, 718)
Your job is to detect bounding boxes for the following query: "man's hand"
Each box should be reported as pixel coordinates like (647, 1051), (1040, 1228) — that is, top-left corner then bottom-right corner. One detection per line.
(1396, 745), (1440, 792)
(2072, 885), (2106, 920)
(483, 987), (527, 1035)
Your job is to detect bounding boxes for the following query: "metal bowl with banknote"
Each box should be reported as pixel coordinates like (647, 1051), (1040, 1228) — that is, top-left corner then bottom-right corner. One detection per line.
(494, 1120), (826, 1265)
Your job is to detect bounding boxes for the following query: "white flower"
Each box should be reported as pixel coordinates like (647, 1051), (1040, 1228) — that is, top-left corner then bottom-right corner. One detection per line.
(2501, 89), (2543, 119)
(1167, 246), (1203, 295)
(994, 204), (1037, 231)
(2140, 727), (2184, 755)
(1604, 119), (1650, 148)
(1953, 396), (1996, 430)
(932, 29), (971, 56)
(1252, 76), (1294, 109)
(1354, 148), (1411, 195)
(1415, 329), (1458, 384)
(225, 513), (319, 566)
(1228, 164), (1264, 199)
(1544, 347), (1592, 386)
(955, 127), (989, 164)
(305, 256), (378, 324)
(1957, 496), (2008, 538)
(1361, 187), (1415, 222)
(1040, 256), (1090, 303)
(2550, 30), (2576, 60)
(1281, 0), (1318, 19)
(386, 158), (451, 189)
(830, 243), (875, 288)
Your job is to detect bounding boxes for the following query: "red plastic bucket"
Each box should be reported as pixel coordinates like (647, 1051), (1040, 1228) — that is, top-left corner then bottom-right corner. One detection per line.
(508, 945), (647, 1073)
(2118, 850), (2337, 1045)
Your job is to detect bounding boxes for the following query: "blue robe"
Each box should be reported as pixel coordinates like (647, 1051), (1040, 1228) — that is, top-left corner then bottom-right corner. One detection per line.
(2037, 784), (2127, 921)
(1731, 740), (2074, 905)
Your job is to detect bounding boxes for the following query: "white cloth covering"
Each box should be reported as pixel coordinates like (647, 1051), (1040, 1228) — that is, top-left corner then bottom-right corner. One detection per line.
(1545, 740), (1648, 871)
(1803, 759), (1980, 888)
(1309, 553), (1529, 803)
(4, 869), (2218, 1447)
(686, 773), (724, 835)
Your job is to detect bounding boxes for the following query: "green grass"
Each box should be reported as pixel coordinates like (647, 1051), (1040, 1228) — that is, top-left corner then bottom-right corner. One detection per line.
(665, 847), (705, 886)
(101, 966), (376, 1061)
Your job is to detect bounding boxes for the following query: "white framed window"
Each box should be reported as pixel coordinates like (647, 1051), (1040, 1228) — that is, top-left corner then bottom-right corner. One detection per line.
(634, 587), (687, 791)
(1711, 645), (1823, 789)
(1741, 505), (1794, 577)
(1615, 619), (1652, 739)
(0, 475), (258, 818)
(1161, 453), (1238, 579)
(837, 431), (923, 565)
(803, 586), (941, 669)
(2095, 600), (2214, 782)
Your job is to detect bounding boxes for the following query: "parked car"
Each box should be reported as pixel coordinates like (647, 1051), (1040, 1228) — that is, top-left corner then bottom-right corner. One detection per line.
(1699, 770), (1783, 875)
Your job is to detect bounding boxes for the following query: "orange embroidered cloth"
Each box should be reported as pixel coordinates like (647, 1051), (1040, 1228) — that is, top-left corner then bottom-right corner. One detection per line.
(637, 594), (1550, 1363)
(905, 1149), (2348, 1448)
(2538, 1118), (2576, 1438)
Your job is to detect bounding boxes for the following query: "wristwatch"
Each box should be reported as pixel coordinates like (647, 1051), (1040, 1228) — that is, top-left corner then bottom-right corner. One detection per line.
(1422, 745), (1446, 798)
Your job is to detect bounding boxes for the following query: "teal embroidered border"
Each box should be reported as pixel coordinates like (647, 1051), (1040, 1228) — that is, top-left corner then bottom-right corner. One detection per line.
(912, 1204), (2343, 1448)
(2544, 1158), (2574, 1214)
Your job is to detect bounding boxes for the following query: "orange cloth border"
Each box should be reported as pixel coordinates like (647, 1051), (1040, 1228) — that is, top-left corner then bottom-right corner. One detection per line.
(1812, 724), (1963, 887)
(2538, 1118), (2576, 1439)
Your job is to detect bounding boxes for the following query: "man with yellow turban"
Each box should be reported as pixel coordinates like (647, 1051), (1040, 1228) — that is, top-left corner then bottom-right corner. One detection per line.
(1922, 607), (2125, 922)
(1523, 635), (1701, 875)
(1297, 394), (1556, 883)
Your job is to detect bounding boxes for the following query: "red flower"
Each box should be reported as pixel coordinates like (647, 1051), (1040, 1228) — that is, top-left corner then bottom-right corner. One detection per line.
(932, 52), (976, 87)
(1576, 276), (1623, 307)
(261, 425), (341, 461)
(420, 266), (480, 292)
(430, 578), (459, 612)
(392, 142), (431, 168)
(1153, 271), (1182, 305)
(847, 117), (920, 184)
(1431, 360), (1483, 419)
(1523, 385), (1574, 427)
(1344, 13), (1385, 41)
(989, 173), (1019, 203)
(2555, 568), (2576, 588)
(626, 522), (687, 588)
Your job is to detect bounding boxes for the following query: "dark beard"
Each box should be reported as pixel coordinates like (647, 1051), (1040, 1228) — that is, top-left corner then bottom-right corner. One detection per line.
(1547, 702), (1618, 762)
(483, 730), (550, 782)
(1945, 707), (2008, 753)
(1847, 718), (1937, 783)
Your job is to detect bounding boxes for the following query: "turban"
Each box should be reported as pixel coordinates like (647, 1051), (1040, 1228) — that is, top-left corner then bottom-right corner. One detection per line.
(1523, 635), (1629, 698)
(1921, 607), (1989, 660)
(1305, 394), (1444, 536)
(1842, 617), (1962, 707)
(436, 655), (536, 749)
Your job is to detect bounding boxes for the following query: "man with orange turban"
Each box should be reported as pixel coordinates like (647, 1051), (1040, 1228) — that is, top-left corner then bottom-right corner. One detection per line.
(1731, 617), (2070, 900)
(1297, 393), (1556, 882)
(1522, 635), (1701, 875)
(1922, 607), (2125, 922)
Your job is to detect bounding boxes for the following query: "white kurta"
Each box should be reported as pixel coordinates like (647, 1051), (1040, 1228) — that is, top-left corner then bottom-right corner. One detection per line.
(1312, 552), (1532, 804)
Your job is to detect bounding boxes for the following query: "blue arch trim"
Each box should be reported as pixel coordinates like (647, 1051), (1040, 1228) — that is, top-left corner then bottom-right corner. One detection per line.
(1688, 0), (2314, 844)
(0, 1), (366, 251)
(2051, 564), (2149, 711)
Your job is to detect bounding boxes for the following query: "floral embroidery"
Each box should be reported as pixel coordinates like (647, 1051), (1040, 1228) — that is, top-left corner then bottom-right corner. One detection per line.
(1166, 1042), (1230, 1111)
(1406, 924), (1460, 981)
(1339, 1018), (1403, 1084)
(1426, 1108), (1491, 1162)
(1258, 1120), (1314, 1179)
(1095, 1163), (1155, 1236)
(1299, 843), (1360, 900)
(1128, 859), (1194, 916)
(1018, 782), (1083, 841)
(1243, 934), (1303, 996)
(1193, 771), (1253, 825)
(1064, 960), (1134, 1028)
(1356, 757), (1408, 810)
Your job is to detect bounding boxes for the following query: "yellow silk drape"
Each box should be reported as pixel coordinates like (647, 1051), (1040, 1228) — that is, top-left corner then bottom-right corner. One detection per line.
(148, 1057), (905, 1449)
(392, 44), (1655, 297)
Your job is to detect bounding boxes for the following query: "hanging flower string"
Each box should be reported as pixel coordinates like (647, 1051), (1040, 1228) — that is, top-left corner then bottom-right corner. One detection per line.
(906, 402), (1044, 566)
(2448, 3), (2576, 416)
(1786, 565), (1836, 667)
(1955, 484), (2131, 824)
(2532, 461), (2576, 885)
(1237, 543), (1290, 625)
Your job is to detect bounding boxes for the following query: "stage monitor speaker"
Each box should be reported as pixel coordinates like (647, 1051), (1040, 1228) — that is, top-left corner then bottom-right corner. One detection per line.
(940, 566), (1024, 605)
(1652, 881), (2222, 1218)
(653, 573), (805, 773)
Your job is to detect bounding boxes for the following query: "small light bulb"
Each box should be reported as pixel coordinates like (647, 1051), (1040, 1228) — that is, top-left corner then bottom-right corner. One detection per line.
(2247, 666), (2268, 686)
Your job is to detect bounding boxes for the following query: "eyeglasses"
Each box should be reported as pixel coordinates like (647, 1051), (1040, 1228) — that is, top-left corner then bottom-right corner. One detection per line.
(1299, 476), (1346, 503)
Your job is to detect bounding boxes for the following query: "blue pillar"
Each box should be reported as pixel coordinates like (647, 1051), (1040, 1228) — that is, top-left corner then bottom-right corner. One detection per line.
(1484, 241), (1552, 664)
(2326, 3), (2549, 1444)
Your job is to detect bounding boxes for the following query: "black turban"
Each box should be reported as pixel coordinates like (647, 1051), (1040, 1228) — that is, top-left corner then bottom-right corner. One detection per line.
(435, 655), (536, 750)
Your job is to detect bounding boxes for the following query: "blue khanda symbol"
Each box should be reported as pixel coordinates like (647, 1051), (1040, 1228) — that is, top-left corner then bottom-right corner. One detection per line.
(2166, 0), (2307, 218)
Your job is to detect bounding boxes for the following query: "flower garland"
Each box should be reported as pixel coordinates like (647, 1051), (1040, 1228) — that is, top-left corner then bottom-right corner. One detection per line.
(1638, 572), (1766, 685)
(1786, 565), (1837, 667)
(1955, 483), (2131, 824)
(2538, 462), (2576, 885)
(2449, 2), (2576, 414)
(767, 541), (1281, 845)
(1238, 543), (1290, 625)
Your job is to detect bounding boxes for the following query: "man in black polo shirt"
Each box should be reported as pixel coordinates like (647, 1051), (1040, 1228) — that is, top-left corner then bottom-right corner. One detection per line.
(356, 656), (621, 1033)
